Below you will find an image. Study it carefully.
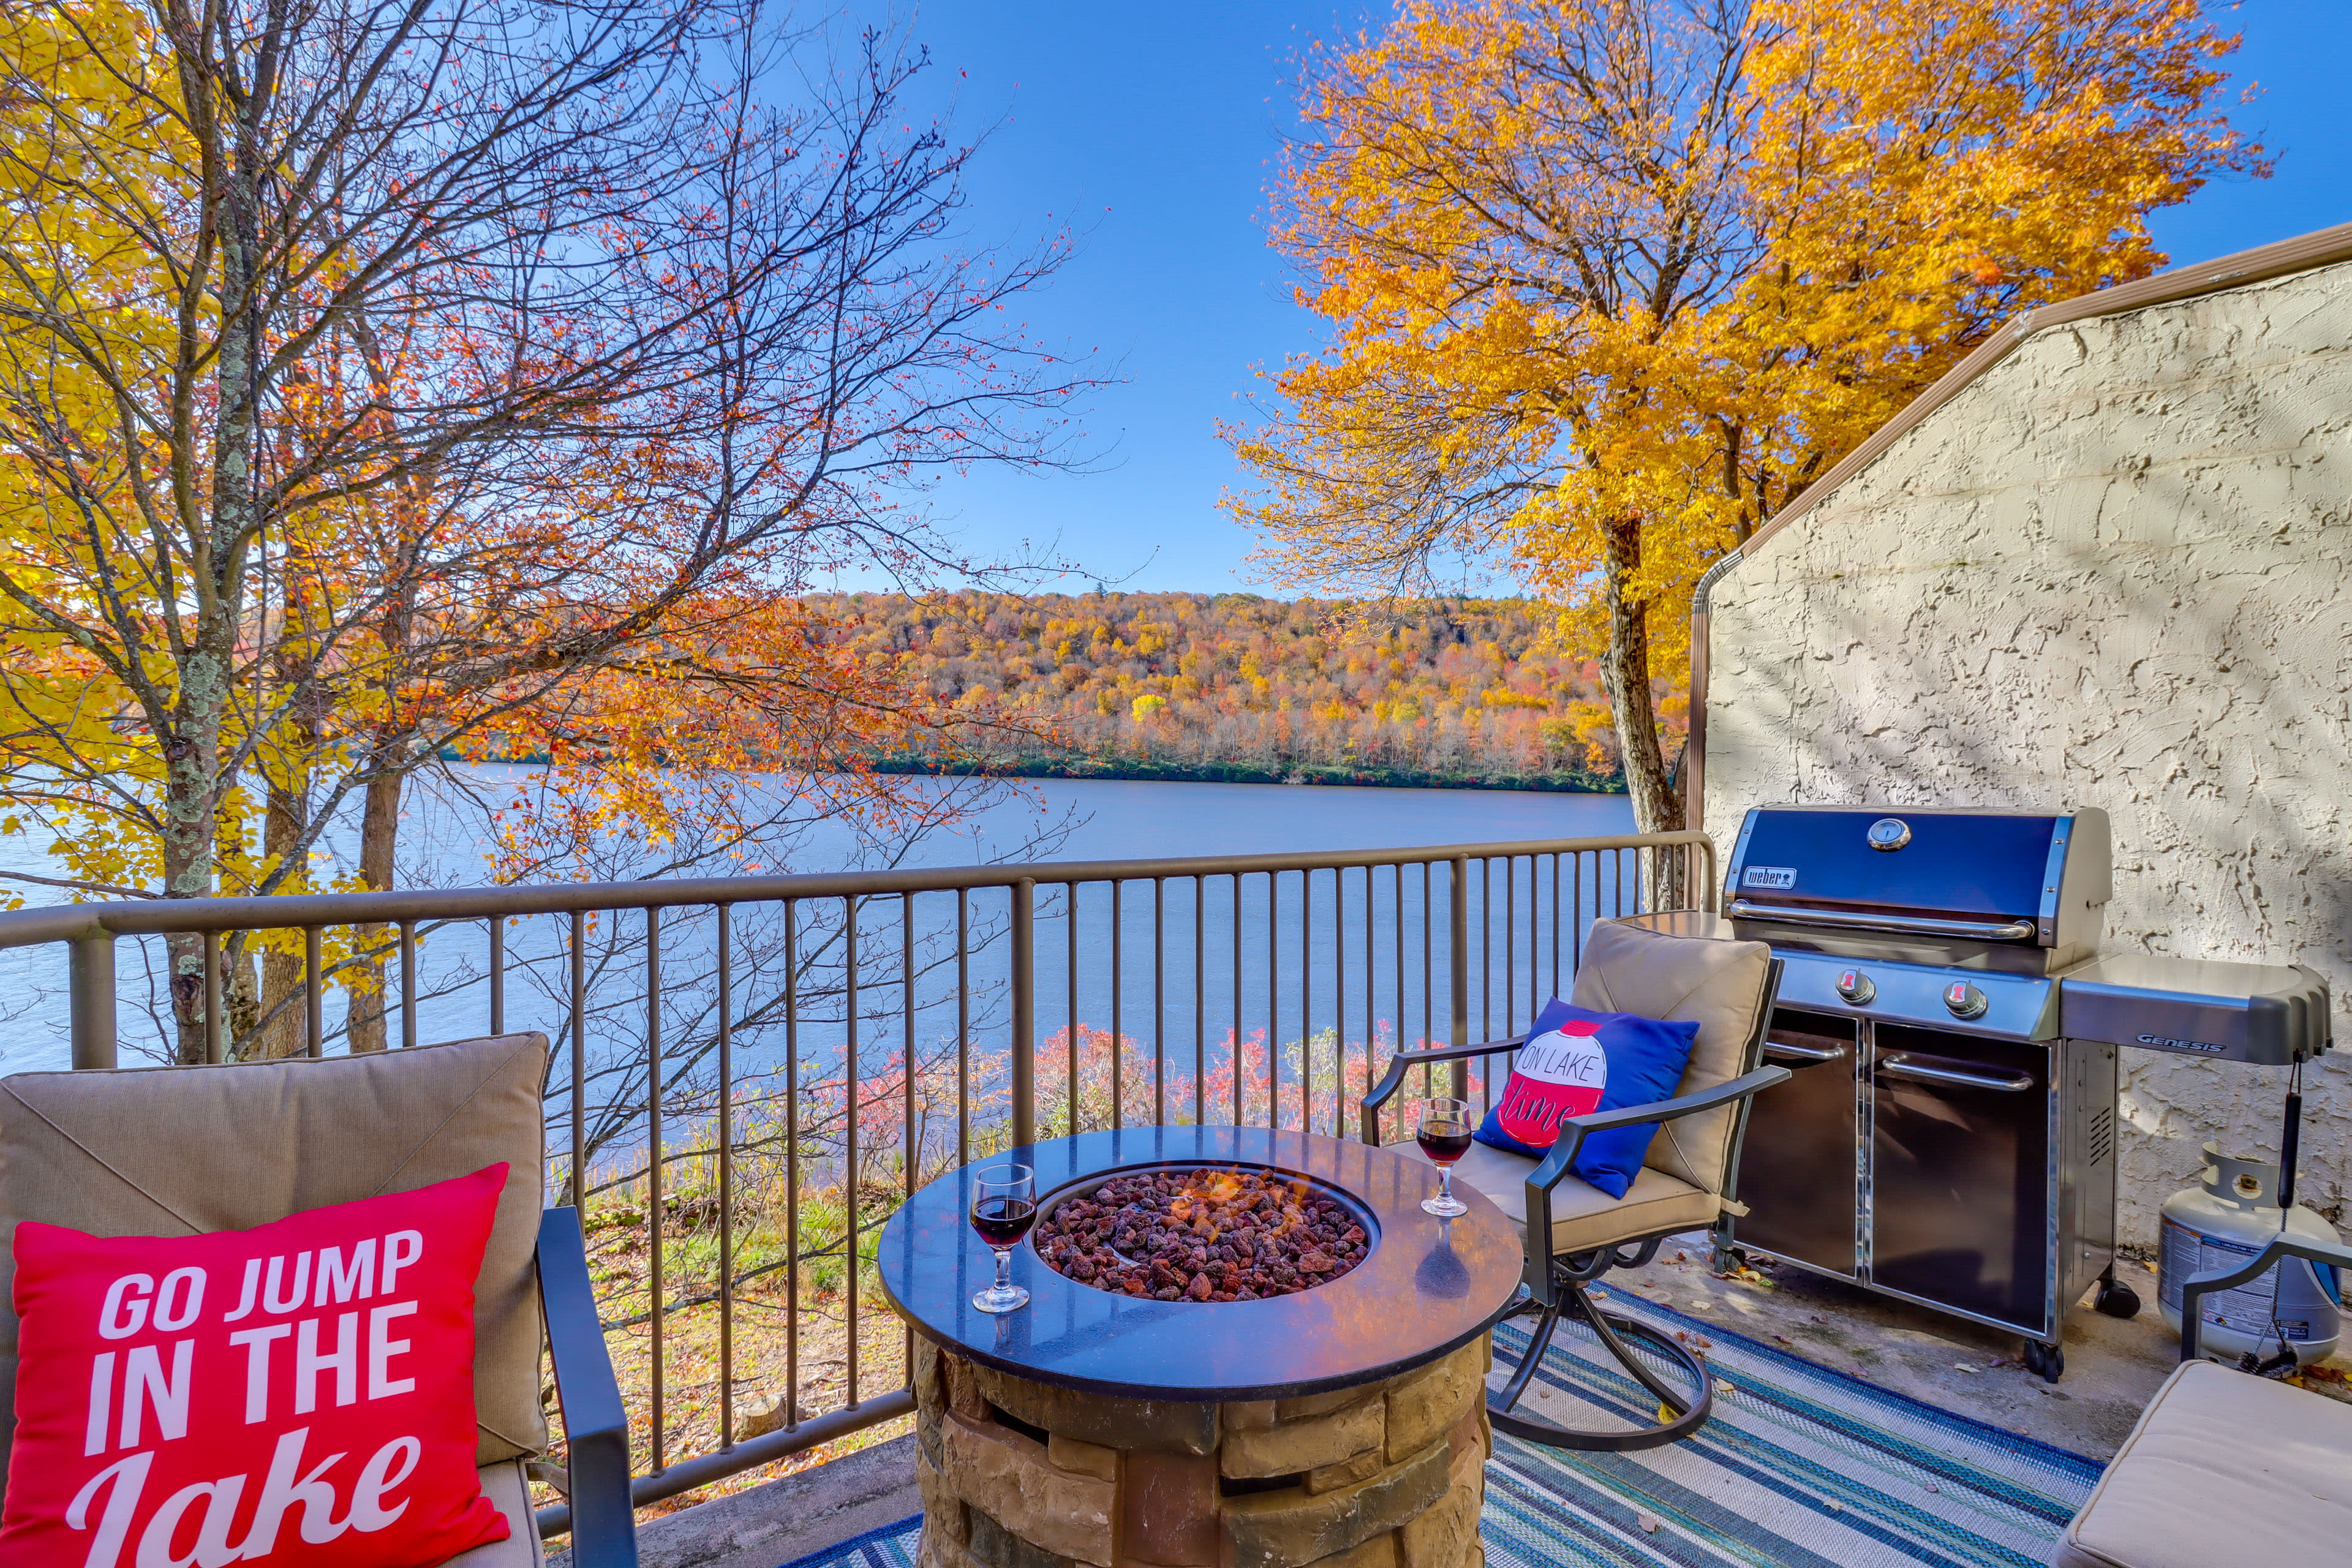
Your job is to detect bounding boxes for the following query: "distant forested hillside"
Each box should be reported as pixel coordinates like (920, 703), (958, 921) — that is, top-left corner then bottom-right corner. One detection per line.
(811, 592), (1646, 791)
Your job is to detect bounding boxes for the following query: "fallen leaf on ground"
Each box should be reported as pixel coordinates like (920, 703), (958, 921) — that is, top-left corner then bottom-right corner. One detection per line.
(1713, 1379), (1735, 1395)
(1953, 1363), (1979, 1373)
(1637, 1513), (1660, 1534)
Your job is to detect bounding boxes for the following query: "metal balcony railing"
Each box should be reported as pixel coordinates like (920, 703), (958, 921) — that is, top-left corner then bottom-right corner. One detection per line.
(0, 828), (1715, 1531)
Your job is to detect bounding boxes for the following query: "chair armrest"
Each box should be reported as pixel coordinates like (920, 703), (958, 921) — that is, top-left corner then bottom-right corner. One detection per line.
(1521, 1065), (1792, 1298)
(2179, 1231), (2352, 1363)
(537, 1206), (639, 1567)
(1359, 1039), (1522, 1144)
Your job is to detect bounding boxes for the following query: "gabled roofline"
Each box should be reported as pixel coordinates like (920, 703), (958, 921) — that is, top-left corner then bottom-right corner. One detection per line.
(1686, 219), (2352, 832)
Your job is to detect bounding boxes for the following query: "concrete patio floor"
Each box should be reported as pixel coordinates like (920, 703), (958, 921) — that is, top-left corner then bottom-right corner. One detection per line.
(584, 1237), (2352, 1568)
(1609, 1236), (2323, 1458)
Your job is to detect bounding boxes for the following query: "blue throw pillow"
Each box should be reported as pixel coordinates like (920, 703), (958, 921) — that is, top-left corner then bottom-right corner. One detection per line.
(1472, 997), (1700, 1199)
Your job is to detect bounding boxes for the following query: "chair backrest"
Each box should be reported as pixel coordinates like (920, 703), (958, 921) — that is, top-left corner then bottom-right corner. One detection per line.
(0, 1032), (550, 1490)
(1568, 919), (1773, 1194)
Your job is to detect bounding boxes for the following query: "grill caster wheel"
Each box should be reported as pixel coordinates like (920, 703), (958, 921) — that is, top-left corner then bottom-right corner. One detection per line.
(2094, 1281), (2141, 1319)
(2023, 1340), (2065, 1383)
(1712, 1243), (1749, 1276)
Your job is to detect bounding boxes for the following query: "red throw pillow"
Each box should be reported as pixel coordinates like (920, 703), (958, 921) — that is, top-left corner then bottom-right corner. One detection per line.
(1, 1163), (514, 1568)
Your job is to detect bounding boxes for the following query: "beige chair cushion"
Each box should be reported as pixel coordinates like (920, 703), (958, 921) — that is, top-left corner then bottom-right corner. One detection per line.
(1568, 919), (1771, 1193)
(2054, 1360), (2352, 1568)
(1397, 1139), (1722, 1254)
(443, 1460), (548, 1567)
(0, 1033), (551, 1485)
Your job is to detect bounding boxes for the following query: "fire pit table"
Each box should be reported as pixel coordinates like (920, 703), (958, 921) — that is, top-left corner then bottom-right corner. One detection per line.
(879, 1125), (1522, 1568)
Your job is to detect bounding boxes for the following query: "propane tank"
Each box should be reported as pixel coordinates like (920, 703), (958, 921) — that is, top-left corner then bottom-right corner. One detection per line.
(2158, 1142), (2342, 1367)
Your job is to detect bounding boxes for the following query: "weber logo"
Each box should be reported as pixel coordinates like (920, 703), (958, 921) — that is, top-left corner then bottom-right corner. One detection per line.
(2139, 1032), (2226, 1055)
(1741, 866), (1797, 890)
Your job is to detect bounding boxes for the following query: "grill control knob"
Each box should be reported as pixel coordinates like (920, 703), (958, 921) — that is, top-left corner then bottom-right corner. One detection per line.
(1835, 969), (1875, 1006)
(1943, 981), (1989, 1020)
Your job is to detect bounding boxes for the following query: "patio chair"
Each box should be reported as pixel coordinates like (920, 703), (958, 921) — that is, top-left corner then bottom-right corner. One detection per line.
(1362, 916), (1785, 1450)
(0, 1031), (636, 1568)
(2053, 1230), (2352, 1568)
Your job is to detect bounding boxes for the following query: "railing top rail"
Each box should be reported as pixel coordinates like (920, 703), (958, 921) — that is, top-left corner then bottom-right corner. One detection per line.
(0, 830), (1711, 948)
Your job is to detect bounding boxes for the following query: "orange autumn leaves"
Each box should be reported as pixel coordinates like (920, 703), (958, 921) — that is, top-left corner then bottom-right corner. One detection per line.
(1231, 0), (2263, 826)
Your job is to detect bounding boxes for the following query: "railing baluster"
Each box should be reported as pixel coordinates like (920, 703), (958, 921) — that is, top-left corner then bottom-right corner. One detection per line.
(1363, 867), (1377, 1134)
(1152, 878), (1165, 1126)
(646, 905), (664, 1472)
(1505, 854), (1516, 1038)
(1439, 851), (1458, 1100)
(489, 916), (505, 1035)
(844, 895), (859, 1408)
(1192, 876), (1205, 1125)
(784, 899), (801, 1431)
(68, 930), (115, 1071)
(1266, 872), (1278, 1129)
(1111, 879), (1123, 1131)
(956, 890), (970, 1167)
(1230, 875), (1242, 1127)
(1417, 862), (1430, 1096)
(304, 927), (323, 1059)
(1551, 854), (1562, 998)
(400, 921), (417, 1050)
(1342, 872), (1355, 1133)
(202, 932), (223, 1064)
(1066, 881), (1079, 1136)
(1575, 851), (1588, 970)
(569, 912), (585, 1209)
(1301, 867), (1313, 1133)
(1011, 880), (1035, 1149)
(902, 891), (916, 1385)
(717, 903), (734, 1450)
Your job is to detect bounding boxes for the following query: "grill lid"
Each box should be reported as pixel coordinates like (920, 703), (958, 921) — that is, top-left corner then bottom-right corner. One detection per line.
(1725, 806), (2111, 970)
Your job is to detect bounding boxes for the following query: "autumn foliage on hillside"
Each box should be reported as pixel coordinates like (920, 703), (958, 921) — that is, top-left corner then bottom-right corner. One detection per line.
(810, 591), (1639, 788)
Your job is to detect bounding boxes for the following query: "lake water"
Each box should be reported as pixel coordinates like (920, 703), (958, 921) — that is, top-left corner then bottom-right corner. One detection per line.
(0, 776), (1637, 1090)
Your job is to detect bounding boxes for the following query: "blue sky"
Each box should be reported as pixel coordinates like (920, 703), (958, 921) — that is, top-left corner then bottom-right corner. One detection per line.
(853, 1), (2351, 595)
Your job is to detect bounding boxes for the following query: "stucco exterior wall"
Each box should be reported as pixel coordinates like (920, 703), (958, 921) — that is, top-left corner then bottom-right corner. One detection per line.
(1705, 258), (2352, 1250)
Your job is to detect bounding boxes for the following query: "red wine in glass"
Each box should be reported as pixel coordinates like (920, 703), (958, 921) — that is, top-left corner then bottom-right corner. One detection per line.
(971, 1195), (1037, 1250)
(970, 1163), (1035, 1314)
(1415, 1123), (1474, 1165)
(1416, 1097), (1473, 1218)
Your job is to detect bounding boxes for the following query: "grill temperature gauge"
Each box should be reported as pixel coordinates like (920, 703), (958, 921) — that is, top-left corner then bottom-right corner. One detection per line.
(1943, 981), (1989, 1020)
(1835, 969), (1875, 1006)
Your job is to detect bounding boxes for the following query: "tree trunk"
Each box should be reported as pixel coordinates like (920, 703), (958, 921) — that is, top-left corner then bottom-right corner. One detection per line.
(1597, 516), (1684, 835)
(347, 771), (404, 1052)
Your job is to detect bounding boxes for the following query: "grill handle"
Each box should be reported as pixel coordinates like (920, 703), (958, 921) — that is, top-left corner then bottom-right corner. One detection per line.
(1876, 1053), (2036, 1094)
(1764, 1039), (1847, 1065)
(1728, 899), (2038, 943)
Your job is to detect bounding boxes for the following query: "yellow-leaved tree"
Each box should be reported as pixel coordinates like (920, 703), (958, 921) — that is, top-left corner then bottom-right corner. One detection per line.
(1229, 0), (2264, 829)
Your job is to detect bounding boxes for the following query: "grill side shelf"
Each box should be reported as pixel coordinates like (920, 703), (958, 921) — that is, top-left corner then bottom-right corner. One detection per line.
(2060, 957), (2332, 1065)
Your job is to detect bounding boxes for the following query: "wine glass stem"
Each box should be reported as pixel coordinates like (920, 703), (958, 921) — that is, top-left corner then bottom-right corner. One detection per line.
(1442, 1166), (1455, 1206)
(993, 1247), (1011, 1295)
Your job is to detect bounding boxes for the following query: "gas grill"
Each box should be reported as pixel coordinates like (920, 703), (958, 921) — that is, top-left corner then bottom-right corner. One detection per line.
(1628, 805), (2331, 1381)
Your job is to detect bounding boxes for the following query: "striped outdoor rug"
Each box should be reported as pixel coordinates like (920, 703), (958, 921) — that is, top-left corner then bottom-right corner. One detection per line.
(1482, 1285), (2100, 1567)
(778, 1287), (2101, 1568)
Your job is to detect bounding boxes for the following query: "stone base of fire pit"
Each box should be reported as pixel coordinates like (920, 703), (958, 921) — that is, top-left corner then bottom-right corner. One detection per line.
(910, 1335), (1490, 1568)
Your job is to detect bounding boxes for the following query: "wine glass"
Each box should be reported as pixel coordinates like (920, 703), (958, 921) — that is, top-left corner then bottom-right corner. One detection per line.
(1414, 1097), (1473, 1218)
(969, 1163), (1036, 1314)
